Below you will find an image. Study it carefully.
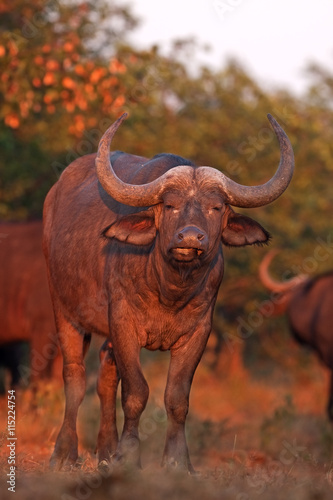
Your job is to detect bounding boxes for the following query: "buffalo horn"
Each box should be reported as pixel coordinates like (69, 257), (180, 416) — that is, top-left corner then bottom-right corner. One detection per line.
(95, 113), (194, 207)
(197, 114), (294, 208)
(259, 249), (308, 293)
(95, 113), (294, 209)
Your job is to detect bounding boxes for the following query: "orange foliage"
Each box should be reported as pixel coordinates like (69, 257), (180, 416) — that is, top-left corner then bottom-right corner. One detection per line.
(109, 58), (126, 74)
(64, 101), (75, 112)
(63, 42), (75, 52)
(32, 78), (42, 88)
(74, 64), (86, 76)
(47, 104), (56, 114)
(63, 58), (73, 70)
(0, 8), (128, 140)
(90, 67), (106, 83)
(19, 101), (30, 118)
(62, 77), (76, 90)
(60, 90), (70, 100)
(43, 91), (58, 104)
(75, 94), (88, 111)
(42, 44), (52, 53)
(86, 61), (95, 71)
(34, 56), (44, 65)
(5, 113), (20, 128)
(71, 53), (80, 63)
(87, 117), (98, 127)
(43, 73), (56, 86)
(46, 60), (60, 71)
(8, 42), (18, 56)
(68, 114), (86, 136)
(113, 95), (125, 108)
(103, 94), (113, 105)
(84, 83), (94, 94)
(7, 82), (19, 96)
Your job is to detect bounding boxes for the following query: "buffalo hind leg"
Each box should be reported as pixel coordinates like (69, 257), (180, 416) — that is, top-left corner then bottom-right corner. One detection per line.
(327, 371), (333, 422)
(50, 316), (91, 470)
(96, 340), (120, 463)
(162, 328), (210, 474)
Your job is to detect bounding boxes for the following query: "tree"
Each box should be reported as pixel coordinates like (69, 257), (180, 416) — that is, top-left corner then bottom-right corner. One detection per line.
(0, 0), (135, 218)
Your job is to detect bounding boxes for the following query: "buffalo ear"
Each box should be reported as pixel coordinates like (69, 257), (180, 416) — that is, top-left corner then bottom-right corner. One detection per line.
(103, 208), (156, 246)
(222, 208), (270, 247)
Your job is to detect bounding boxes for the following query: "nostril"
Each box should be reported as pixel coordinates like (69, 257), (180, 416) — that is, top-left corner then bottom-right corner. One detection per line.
(197, 233), (204, 241)
(178, 232), (184, 240)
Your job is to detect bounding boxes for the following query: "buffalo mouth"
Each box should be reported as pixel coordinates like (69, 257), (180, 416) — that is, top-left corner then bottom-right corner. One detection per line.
(170, 247), (204, 262)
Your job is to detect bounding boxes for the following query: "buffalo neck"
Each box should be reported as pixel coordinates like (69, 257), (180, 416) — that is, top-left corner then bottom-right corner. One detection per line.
(145, 241), (224, 310)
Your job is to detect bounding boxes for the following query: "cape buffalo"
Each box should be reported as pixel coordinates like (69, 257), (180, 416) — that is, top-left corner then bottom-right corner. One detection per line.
(0, 341), (29, 394)
(259, 250), (333, 419)
(0, 221), (59, 389)
(43, 113), (294, 472)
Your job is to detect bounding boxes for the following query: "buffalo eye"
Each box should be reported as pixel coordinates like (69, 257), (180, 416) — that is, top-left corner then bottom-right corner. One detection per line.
(165, 204), (174, 210)
(212, 206), (222, 212)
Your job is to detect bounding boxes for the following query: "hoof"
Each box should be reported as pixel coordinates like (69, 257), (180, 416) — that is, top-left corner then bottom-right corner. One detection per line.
(97, 459), (113, 475)
(162, 457), (197, 476)
(49, 452), (79, 471)
(49, 456), (63, 472)
(188, 467), (201, 477)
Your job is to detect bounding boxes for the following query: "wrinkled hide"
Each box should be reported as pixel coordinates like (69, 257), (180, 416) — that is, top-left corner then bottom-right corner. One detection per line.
(43, 115), (294, 471)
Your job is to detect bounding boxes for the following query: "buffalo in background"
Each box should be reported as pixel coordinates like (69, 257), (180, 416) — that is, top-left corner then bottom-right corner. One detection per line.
(259, 249), (333, 420)
(0, 340), (29, 394)
(0, 221), (60, 392)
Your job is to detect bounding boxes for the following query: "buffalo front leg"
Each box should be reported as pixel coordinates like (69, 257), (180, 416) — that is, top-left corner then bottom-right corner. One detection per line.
(162, 328), (210, 474)
(96, 340), (120, 463)
(50, 317), (91, 470)
(110, 326), (148, 468)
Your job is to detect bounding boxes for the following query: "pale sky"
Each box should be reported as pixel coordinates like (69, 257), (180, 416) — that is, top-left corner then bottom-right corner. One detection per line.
(127, 0), (333, 96)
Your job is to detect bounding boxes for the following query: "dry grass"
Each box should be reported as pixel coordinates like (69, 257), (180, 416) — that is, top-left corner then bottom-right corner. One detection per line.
(1, 340), (333, 499)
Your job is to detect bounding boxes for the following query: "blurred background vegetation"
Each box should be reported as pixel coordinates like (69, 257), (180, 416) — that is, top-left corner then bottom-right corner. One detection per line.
(1, 0), (333, 372)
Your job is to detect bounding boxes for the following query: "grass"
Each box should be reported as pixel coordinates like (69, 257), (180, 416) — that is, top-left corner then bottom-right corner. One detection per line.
(1, 338), (333, 499)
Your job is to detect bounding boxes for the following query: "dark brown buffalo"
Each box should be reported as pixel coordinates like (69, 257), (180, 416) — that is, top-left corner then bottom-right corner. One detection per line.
(0, 221), (59, 387)
(259, 250), (333, 419)
(43, 113), (294, 472)
(0, 341), (29, 393)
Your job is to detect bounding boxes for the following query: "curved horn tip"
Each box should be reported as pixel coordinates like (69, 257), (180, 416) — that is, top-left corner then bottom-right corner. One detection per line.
(267, 113), (278, 127)
(267, 114), (289, 137)
(108, 112), (128, 132)
(119, 111), (128, 120)
(114, 111), (128, 127)
(99, 112), (128, 147)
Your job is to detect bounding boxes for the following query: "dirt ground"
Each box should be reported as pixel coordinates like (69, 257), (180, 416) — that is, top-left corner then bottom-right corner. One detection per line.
(1, 336), (333, 500)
